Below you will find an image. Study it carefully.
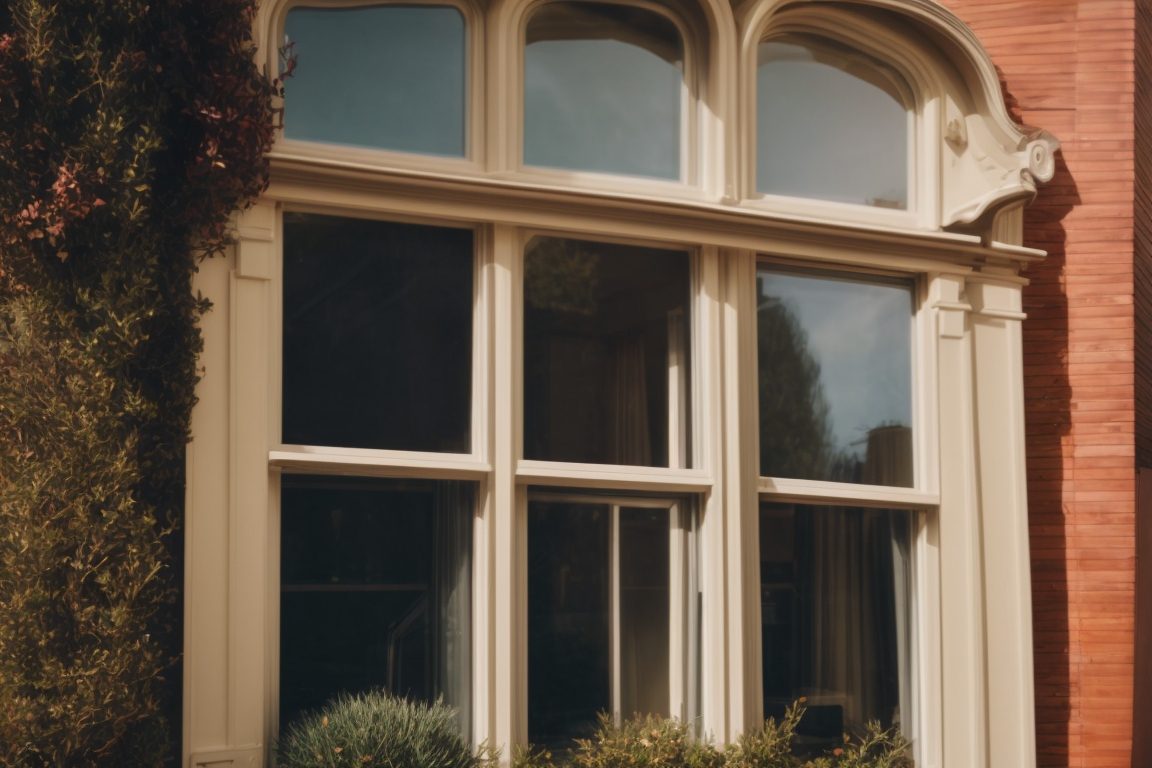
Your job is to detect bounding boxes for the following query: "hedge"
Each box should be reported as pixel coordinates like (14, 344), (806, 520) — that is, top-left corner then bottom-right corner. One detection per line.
(0, 0), (278, 763)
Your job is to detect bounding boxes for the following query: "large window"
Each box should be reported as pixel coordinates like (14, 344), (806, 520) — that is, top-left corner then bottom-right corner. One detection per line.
(180, 2), (1056, 765)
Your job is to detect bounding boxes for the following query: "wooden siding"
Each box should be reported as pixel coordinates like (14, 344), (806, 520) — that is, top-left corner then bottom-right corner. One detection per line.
(942, 2), (1137, 766)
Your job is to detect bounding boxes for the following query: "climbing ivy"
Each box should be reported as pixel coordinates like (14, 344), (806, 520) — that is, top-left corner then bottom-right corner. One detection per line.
(0, 0), (278, 763)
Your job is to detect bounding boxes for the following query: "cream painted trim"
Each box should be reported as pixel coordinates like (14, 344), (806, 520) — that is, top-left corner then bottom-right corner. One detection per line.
(516, 461), (712, 492)
(758, 478), (940, 509)
(264, 155), (1047, 269)
(269, 448), (491, 479)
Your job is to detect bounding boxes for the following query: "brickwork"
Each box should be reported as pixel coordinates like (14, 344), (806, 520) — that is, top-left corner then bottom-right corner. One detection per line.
(941, 2), (1138, 766)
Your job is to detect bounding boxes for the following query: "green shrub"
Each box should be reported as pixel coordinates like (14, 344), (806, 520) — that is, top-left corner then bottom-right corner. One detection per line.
(0, 0), (277, 763)
(568, 713), (724, 768)
(276, 691), (497, 768)
(511, 702), (912, 768)
(724, 700), (804, 768)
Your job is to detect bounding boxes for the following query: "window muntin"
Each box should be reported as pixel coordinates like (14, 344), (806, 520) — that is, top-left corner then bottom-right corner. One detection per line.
(759, 502), (914, 748)
(283, 5), (467, 156)
(528, 493), (694, 748)
(757, 267), (914, 487)
(279, 476), (474, 733)
(282, 213), (473, 453)
(756, 38), (909, 210)
(523, 236), (692, 468)
(524, 2), (684, 179)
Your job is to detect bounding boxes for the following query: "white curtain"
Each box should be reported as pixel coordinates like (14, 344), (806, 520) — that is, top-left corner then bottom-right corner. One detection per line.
(432, 482), (472, 733)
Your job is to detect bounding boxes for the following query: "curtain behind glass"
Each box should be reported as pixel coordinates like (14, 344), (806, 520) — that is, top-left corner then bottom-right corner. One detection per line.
(433, 482), (473, 735)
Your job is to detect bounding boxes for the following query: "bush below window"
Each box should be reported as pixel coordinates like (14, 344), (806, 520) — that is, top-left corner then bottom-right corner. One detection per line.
(276, 691), (496, 768)
(513, 701), (913, 768)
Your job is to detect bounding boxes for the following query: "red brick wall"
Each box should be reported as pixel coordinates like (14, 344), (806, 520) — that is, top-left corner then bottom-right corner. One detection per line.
(940, 2), (1137, 766)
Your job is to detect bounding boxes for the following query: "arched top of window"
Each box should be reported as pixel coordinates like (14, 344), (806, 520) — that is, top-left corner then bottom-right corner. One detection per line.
(522, 1), (686, 180)
(756, 35), (910, 210)
(281, 4), (468, 157)
(739, 0), (1060, 229)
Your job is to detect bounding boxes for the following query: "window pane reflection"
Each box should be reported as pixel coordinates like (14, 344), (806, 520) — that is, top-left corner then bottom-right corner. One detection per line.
(524, 237), (691, 467)
(524, 3), (683, 179)
(760, 503), (913, 751)
(283, 213), (473, 453)
(757, 269), (913, 485)
(284, 6), (466, 156)
(280, 477), (473, 733)
(757, 39), (908, 209)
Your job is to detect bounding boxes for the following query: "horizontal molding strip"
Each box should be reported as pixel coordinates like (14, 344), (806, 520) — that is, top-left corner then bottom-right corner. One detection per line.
(267, 154), (1046, 270)
(759, 477), (940, 509)
(517, 460), (713, 492)
(271, 445), (490, 480)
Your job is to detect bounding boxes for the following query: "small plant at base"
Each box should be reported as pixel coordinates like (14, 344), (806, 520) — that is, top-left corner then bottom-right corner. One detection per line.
(276, 691), (496, 768)
(724, 700), (805, 768)
(568, 712), (724, 768)
(802, 720), (913, 768)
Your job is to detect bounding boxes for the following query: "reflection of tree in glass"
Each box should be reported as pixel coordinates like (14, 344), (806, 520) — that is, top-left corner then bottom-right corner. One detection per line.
(757, 285), (834, 479)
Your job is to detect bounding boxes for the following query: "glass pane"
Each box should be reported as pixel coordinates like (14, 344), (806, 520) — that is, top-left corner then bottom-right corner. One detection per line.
(284, 6), (466, 156)
(280, 477), (473, 733)
(619, 507), (669, 719)
(757, 269), (913, 486)
(528, 499), (675, 749)
(528, 500), (611, 747)
(524, 237), (691, 467)
(760, 503), (913, 752)
(283, 213), (472, 453)
(757, 39), (908, 209)
(524, 3), (682, 179)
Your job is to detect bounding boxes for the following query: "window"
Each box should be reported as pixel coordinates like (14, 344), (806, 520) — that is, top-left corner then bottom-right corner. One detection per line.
(282, 5), (467, 156)
(756, 268), (914, 486)
(279, 477), (474, 732)
(528, 493), (696, 747)
(183, 2), (1058, 766)
(523, 2), (685, 179)
(756, 36), (910, 209)
(756, 266), (919, 748)
(523, 236), (691, 467)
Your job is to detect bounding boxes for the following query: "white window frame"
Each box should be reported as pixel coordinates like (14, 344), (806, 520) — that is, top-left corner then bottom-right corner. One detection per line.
(183, 1), (1057, 766)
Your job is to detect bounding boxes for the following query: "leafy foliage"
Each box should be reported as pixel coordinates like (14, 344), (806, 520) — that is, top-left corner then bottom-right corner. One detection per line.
(0, 0), (278, 763)
(276, 691), (498, 768)
(514, 701), (912, 768)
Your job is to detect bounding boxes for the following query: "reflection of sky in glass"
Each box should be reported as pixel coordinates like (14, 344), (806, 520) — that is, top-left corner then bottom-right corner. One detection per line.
(759, 272), (912, 461)
(757, 41), (908, 208)
(524, 5), (681, 179)
(284, 6), (465, 156)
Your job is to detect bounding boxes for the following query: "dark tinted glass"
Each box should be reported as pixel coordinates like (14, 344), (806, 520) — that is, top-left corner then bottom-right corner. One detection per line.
(528, 500), (611, 747)
(524, 237), (691, 467)
(283, 213), (472, 452)
(760, 503), (912, 751)
(280, 477), (472, 732)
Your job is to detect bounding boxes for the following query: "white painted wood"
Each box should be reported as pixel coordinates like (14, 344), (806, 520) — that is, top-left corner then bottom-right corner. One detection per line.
(968, 279), (1037, 768)
(931, 273), (988, 768)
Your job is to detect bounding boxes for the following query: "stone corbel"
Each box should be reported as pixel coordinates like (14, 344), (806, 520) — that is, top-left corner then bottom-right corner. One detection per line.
(943, 124), (1060, 229)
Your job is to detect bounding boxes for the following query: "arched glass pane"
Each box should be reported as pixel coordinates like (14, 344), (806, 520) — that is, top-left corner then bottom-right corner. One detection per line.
(524, 3), (683, 179)
(757, 39), (908, 209)
(284, 6), (466, 156)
